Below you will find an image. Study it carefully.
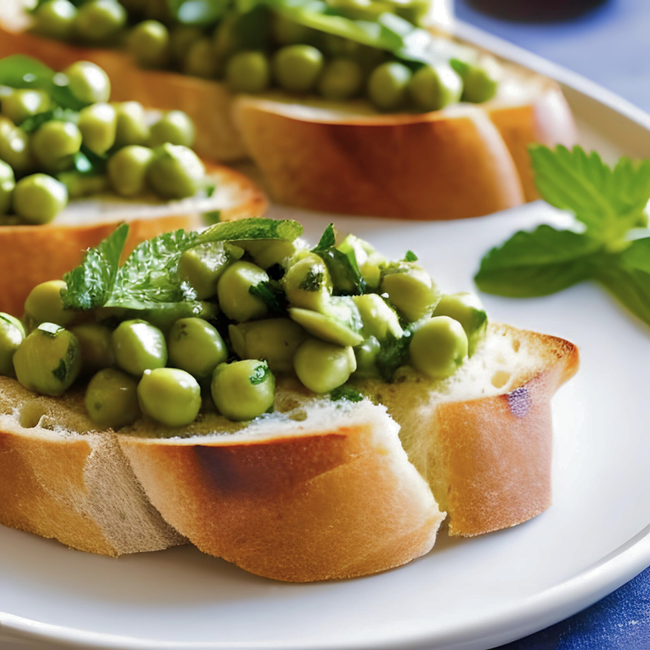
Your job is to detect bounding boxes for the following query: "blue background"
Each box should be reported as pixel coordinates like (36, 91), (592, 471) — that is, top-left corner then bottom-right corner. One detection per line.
(454, 0), (650, 647)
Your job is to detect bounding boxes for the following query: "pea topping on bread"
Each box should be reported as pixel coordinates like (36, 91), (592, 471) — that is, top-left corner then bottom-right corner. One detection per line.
(0, 218), (578, 581)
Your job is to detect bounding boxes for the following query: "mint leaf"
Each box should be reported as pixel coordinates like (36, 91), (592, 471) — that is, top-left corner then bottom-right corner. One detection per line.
(530, 145), (650, 243)
(376, 329), (413, 382)
(249, 280), (287, 316)
(403, 250), (418, 262)
(106, 230), (200, 309)
(597, 238), (650, 326)
(313, 223), (336, 253)
(475, 225), (602, 297)
(62, 224), (129, 310)
(195, 217), (302, 246)
(313, 223), (366, 295)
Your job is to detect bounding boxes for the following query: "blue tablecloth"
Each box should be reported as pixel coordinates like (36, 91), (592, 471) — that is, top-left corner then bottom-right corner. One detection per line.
(454, 1), (650, 647)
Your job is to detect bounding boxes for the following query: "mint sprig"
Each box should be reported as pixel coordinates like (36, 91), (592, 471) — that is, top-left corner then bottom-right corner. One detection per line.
(475, 145), (650, 327)
(62, 218), (303, 312)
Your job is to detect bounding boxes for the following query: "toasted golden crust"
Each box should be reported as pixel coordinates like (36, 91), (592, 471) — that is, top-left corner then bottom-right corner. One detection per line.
(372, 324), (579, 537)
(0, 161), (267, 316)
(0, 378), (185, 555)
(120, 407), (444, 582)
(234, 101), (525, 220)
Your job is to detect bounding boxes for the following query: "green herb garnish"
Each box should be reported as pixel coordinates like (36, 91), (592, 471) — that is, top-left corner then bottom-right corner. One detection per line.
(403, 250), (418, 262)
(475, 145), (650, 327)
(330, 386), (364, 402)
(299, 269), (324, 292)
(249, 280), (287, 316)
(62, 218), (303, 312)
(249, 361), (270, 385)
(376, 328), (414, 382)
(313, 223), (366, 295)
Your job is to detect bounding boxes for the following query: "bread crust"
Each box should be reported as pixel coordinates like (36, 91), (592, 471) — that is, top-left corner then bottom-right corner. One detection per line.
(0, 378), (185, 555)
(0, 161), (267, 316)
(120, 404), (444, 582)
(370, 324), (579, 537)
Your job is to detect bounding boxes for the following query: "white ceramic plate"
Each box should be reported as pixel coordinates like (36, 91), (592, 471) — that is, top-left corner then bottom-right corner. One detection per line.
(2, 24), (650, 650)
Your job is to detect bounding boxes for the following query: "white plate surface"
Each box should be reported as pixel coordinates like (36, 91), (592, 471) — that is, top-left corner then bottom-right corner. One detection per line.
(2, 24), (650, 650)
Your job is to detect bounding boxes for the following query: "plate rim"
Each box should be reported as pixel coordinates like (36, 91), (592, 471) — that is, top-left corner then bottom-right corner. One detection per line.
(2, 21), (650, 650)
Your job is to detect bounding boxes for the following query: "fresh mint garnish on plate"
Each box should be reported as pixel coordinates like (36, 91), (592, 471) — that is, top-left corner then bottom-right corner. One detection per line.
(62, 218), (303, 312)
(475, 145), (650, 327)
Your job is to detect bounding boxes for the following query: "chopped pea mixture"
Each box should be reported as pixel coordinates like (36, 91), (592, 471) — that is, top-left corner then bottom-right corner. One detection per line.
(27, 0), (500, 112)
(0, 218), (488, 429)
(0, 56), (204, 225)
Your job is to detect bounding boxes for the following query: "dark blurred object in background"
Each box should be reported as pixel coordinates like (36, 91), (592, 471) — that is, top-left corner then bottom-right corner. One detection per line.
(464, 0), (609, 22)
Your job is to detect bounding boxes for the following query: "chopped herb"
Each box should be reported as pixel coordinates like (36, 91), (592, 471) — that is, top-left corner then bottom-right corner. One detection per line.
(403, 250), (418, 262)
(249, 362), (270, 385)
(330, 386), (364, 402)
(299, 269), (324, 292)
(249, 280), (287, 316)
(312, 223), (366, 295)
(376, 329), (413, 382)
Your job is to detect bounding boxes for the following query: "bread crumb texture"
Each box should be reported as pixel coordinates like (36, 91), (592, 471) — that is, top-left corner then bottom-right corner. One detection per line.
(0, 324), (577, 580)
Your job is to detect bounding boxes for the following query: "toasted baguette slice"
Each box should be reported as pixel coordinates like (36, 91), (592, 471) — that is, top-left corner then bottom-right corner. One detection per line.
(0, 324), (577, 581)
(0, 20), (575, 218)
(0, 161), (267, 316)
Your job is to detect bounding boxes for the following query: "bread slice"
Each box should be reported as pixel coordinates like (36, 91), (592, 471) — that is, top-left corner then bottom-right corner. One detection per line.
(0, 323), (577, 580)
(0, 15), (576, 218)
(0, 161), (267, 316)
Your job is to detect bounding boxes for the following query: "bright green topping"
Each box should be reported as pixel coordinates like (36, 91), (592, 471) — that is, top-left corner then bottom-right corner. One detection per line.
(293, 339), (356, 394)
(380, 262), (440, 323)
(107, 145), (154, 197)
(0, 313), (25, 377)
(24, 280), (73, 327)
(226, 51), (271, 94)
(149, 111), (195, 148)
(146, 143), (205, 200)
(409, 316), (468, 380)
(273, 45), (324, 93)
(78, 102), (117, 154)
(70, 323), (115, 374)
(433, 293), (487, 357)
(112, 319), (167, 377)
(114, 101), (150, 147)
(138, 367), (201, 428)
(168, 317), (227, 379)
(129, 20), (170, 68)
(33, 0), (78, 40)
(218, 260), (270, 322)
(368, 62), (411, 112)
(211, 359), (275, 421)
(13, 323), (81, 396)
(408, 64), (463, 112)
(64, 61), (112, 105)
(283, 253), (332, 312)
(85, 368), (140, 429)
(74, 0), (127, 42)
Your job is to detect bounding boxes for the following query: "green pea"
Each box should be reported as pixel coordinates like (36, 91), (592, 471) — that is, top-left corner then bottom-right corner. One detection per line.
(289, 307), (363, 347)
(13, 323), (82, 396)
(433, 292), (488, 356)
(0, 313), (25, 377)
(170, 25), (205, 62)
(217, 260), (269, 322)
(63, 61), (111, 105)
(31, 121), (82, 172)
(70, 323), (115, 374)
(273, 45), (324, 94)
(12, 174), (68, 225)
(318, 58), (363, 101)
(149, 111), (195, 148)
(354, 335), (380, 377)
(146, 143), (205, 200)
(33, 0), (78, 40)
(183, 38), (218, 78)
(368, 62), (411, 112)
(226, 51), (271, 94)
(178, 241), (244, 300)
(85, 368), (140, 429)
(408, 64), (463, 113)
(293, 338), (356, 394)
(74, 0), (127, 42)
(452, 60), (499, 104)
(229, 318), (308, 373)
(0, 160), (15, 215)
(211, 359), (275, 421)
(283, 253), (332, 312)
(24, 280), (74, 327)
(107, 145), (154, 197)
(237, 239), (303, 270)
(138, 367), (201, 427)
(380, 262), (440, 323)
(323, 34), (363, 58)
(353, 294), (402, 341)
(57, 171), (109, 198)
(1, 90), (51, 127)
(78, 103), (117, 155)
(211, 16), (237, 66)
(112, 319), (167, 376)
(114, 101), (150, 147)
(409, 316), (468, 380)
(337, 234), (386, 290)
(129, 20), (170, 68)
(167, 318), (227, 380)
(0, 126), (34, 173)
(271, 14), (312, 45)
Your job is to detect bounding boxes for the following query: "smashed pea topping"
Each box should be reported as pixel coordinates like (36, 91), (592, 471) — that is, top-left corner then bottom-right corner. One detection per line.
(0, 218), (488, 428)
(26, 0), (500, 113)
(0, 55), (204, 225)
